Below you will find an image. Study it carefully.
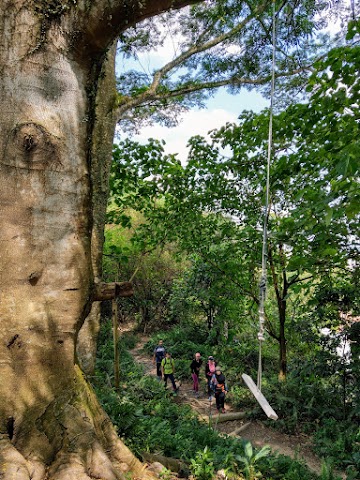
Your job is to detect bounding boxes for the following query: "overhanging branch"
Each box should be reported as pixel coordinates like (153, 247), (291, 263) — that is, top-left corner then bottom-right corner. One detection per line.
(74, 0), (201, 56)
(116, 64), (313, 122)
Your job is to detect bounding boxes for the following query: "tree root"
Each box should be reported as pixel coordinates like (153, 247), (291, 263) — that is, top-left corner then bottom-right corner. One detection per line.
(0, 366), (156, 480)
(141, 452), (189, 475)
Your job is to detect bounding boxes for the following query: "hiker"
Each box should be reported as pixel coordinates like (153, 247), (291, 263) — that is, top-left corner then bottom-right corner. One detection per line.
(153, 339), (166, 380)
(161, 351), (177, 392)
(205, 356), (217, 400)
(211, 366), (228, 413)
(190, 352), (202, 397)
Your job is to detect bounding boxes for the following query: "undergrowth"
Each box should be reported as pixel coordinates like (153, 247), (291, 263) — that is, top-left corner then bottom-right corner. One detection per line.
(90, 317), (349, 480)
(140, 324), (359, 478)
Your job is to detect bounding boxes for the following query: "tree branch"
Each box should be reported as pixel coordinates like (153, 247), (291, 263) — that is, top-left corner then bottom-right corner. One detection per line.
(116, 63), (313, 121)
(288, 274), (314, 285)
(147, 1), (266, 84)
(198, 254), (259, 304)
(74, 0), (201, 56)
(266, 326), (280, 342)
(115, 0), (274, 119)
(114, 0), (326, 124)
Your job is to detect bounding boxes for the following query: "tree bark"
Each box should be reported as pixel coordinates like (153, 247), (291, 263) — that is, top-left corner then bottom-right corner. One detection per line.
(0, 1), (197, 478)
(141, 452), (189, 475)
(278, 299), (287, 381)
(77, 43), (118, 375)
(278, 259), (288, 381)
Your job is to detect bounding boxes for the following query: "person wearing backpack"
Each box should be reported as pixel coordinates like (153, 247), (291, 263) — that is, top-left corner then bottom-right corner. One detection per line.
(161, 351), (177, 392)
(153, 339), (166, 380)
(205, 356), (216, 400)
(190, 352), (202, 397)
(211, 366), (228, 413)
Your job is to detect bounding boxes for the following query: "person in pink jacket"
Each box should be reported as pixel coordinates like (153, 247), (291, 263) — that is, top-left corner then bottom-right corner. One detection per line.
(190, 352), (203, 397)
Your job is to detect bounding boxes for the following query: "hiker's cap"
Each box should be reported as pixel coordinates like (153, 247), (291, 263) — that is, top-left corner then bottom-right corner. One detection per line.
(208, 356), (214, 360)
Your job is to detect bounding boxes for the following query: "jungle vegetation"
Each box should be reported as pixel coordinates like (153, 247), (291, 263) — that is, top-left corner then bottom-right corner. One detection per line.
(98, 17), (360, 479)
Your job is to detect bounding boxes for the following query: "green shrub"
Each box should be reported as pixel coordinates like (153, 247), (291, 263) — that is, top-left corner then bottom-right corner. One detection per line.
(190, 447), (216, 480)
(259, 452), (318, 480)
(229, 385), (257, 410)
(313, 419), (360, 473)
(121, 332), (138, 349)
(255, 355), (360, 472)
(235, 442), (271, 480)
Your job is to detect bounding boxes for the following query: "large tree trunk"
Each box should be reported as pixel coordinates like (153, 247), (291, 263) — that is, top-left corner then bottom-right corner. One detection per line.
(0, 1), (196, 478)
(76, 43), (118, 376)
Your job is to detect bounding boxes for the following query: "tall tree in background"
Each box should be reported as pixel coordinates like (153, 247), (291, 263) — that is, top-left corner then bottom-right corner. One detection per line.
(0, 1), (197, 479)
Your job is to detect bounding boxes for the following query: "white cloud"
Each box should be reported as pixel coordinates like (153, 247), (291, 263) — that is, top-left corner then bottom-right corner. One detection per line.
(131, 107), (238, 162)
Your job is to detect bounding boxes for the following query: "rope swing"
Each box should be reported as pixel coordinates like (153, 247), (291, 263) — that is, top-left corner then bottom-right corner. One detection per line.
(242, 0), (278, 421)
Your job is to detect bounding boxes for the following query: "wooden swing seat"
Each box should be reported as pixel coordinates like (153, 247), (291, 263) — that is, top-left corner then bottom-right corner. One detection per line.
(242, 374), (278, 420)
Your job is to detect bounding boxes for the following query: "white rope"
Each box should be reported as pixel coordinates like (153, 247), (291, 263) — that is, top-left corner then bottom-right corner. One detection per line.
(257, 0), (276, 391)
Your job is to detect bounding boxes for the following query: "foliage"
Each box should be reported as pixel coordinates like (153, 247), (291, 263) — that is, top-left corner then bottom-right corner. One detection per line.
(144, 317), (359, 473)
(159, 467), (173, 480)
(167, 254), (254, 337)
(313, 420), (360, 475)
(115, 0), (345, 130)
(260, 453), (324, 480)
(143, 324), (210, 379)
(109, 23), (360, 379)
(102, 21), (360, 478)
(256, 334), (360, 471)
(94, 319), (230, 460)
(93, 319), (327, 479)
(267, 347), (357, 425)
(103, 218), (188, 332)
(189, 447), (216, 480)
(235, 442), (271, 480)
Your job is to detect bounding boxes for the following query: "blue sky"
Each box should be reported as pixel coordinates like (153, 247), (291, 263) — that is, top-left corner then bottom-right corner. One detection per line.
(129, 85), (269, 163)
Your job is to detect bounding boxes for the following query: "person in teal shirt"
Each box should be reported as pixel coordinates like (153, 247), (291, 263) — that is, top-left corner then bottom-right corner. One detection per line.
(161, 352), (177, 392)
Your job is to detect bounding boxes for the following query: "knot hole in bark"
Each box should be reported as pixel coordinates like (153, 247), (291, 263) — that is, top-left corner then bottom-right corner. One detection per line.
(7, 417), (14, 440)
(29, 271), (42, 285)
(13, 123), (62, 170)
(7, 334), (21, 349)
(23, 133), (37, 152)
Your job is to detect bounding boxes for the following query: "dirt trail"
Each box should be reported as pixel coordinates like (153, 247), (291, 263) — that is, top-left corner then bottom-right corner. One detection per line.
(129, 335), (343, 478)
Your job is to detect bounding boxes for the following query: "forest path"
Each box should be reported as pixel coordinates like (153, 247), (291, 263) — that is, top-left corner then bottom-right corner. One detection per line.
(128, 334), (344, 479)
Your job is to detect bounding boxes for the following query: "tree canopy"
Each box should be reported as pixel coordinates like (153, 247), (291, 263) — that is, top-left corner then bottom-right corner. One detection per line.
(108, 21), (360, 376)
(115, 0), (348, 130)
